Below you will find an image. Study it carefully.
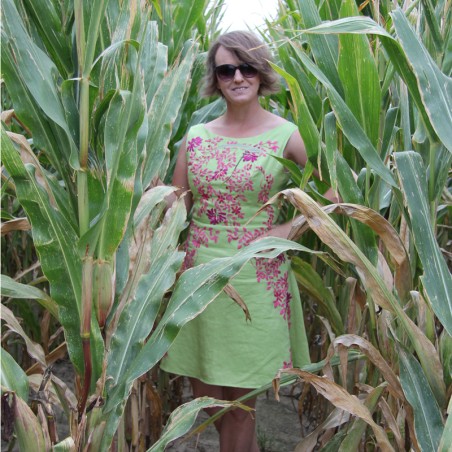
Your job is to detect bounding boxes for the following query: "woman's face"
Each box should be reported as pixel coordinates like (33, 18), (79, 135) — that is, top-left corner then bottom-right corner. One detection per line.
(214, 45), (261, 105)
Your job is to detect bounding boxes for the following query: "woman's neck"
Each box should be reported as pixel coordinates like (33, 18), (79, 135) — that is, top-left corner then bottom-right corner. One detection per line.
(222, 100), (268, 127)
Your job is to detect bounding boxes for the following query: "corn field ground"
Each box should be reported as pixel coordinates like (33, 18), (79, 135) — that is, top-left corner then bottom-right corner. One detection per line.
(1, 0), (451, 451)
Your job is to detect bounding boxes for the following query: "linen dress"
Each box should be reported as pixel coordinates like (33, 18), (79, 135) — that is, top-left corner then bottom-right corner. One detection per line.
(160, 121), (310, 388)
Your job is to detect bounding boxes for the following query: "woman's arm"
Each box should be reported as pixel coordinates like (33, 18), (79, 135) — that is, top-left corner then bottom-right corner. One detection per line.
(259, 129), (339, 241)
(284, 129), (340, 203)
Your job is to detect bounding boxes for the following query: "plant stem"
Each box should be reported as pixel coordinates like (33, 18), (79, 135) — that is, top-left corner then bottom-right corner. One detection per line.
(78, 255), (93, 418)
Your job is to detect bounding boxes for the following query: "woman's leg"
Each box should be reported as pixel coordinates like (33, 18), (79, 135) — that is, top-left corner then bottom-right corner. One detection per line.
(189, 379), (259, 451)
(189, 377), (225, 432)
(220, 387), (259, 452)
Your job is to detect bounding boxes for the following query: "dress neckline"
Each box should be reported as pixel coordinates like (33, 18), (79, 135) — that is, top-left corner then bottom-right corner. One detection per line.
(201, 121), (293, 140)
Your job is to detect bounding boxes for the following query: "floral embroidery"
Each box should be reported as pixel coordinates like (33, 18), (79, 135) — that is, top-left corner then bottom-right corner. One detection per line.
(187, 136), (202, 151)
(207, 208), (226, 225)
(255, 255), (292, 324)
(283, 357), (293, 369)
(184, 129), (293, 322)
(243, 150), (258, 162)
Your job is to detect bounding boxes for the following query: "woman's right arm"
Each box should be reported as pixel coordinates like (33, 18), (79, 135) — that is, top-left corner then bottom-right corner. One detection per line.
(171, 136), (193, 213)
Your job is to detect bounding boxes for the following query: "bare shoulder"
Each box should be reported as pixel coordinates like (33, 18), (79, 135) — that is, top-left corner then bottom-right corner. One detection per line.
(283, 127), (308, 167)
(263, 112), (287, 128)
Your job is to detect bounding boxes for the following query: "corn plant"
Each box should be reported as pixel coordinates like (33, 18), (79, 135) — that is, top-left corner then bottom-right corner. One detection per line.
(254, 0), (452, 450)
(0, 0), (289, 449)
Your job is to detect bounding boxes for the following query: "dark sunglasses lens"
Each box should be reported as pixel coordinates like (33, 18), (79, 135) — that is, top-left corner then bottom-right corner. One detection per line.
(239, 64), (257, 78)
(216, 65), (236, 80)
(215, 64), (258, 80)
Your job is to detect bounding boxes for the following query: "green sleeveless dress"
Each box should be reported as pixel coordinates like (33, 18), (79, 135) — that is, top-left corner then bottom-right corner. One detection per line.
(160, 121), (310, 388)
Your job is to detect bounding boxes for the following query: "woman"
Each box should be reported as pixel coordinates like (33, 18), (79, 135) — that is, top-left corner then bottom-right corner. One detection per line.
(161, 30), (330, 451)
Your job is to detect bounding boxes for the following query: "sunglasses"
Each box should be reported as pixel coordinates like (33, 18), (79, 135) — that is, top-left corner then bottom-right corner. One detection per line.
(215, 63), (258, 81)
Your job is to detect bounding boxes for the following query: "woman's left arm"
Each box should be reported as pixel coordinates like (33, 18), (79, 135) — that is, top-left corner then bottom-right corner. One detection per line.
(284, 129), (340, 203)
(260, 129), (339, 241)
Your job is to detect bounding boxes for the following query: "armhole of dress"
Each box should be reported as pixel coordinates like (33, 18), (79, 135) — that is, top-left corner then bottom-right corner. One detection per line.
(279, 123), (299, 157)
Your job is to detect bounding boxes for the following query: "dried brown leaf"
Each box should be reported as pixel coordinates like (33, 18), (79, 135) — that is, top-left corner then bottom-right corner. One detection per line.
(328, 334), (405, 401)
(295, 407), (350, 452)
(223, 283), (251, 321)
(1, 304), (46, 367)
(1, 218), (31, 235)
(1, 109), (15, 124)
(379, 397), (405, 451)
(278, 369), (395, 451)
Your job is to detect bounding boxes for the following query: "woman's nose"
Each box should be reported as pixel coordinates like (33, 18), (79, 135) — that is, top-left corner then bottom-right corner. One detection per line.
(233, 68), (244, 81)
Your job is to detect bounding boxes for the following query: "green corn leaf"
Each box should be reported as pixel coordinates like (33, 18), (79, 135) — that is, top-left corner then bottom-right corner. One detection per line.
(297, 0), (343, 96)
(1, 131), (97, 375)
(380, 107), (399, 161)
(324, 112), (338, 195)
(439, 331), (452, 387)
(395, 151), (452, 336)
(338, 0), (381, 149)
(337, 154), (379, 264)
(1, 349), (29, 401)
(141, 21), (168, 108)
(438, 396), (452, 451)
(106, 200), (187, 387)
(97, 88), (144, 260)
(107, 250), (185, 390)
(271, 155), (303, 187)
(291, 46), (396, 188)
(0, 275), (59, 320)
(20, 0), (73, 76)
(186, 98), (227, 129)
(143, 40), (198, 187)
(1, 0), (78, 169)
(300, 12), (452, 151)
(172, 0), (208, 60)
(83, 0), (109, 73)
(398, 346), (444, 452)
(149, 196), (188, 262)
(420, 0), (444, 53)
(149, 397), (239, 451)
(292, 256), (344, 335)
(391, 9), (452, 152)
(1, 36), (74, 192)
(133, 185), (178, 227)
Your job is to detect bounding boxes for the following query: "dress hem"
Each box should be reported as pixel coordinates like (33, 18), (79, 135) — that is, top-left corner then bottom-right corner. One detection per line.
(160, 363), (278, 389)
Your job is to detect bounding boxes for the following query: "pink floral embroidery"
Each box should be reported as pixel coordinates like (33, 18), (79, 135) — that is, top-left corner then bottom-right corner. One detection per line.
(255, 255), (292, 325)
(207, 208), (226, 225)
(243, 151), (258, 162)
(184, 130), (292, 322)
(283, 358), (293, 369)
(187, 136), (202, 151)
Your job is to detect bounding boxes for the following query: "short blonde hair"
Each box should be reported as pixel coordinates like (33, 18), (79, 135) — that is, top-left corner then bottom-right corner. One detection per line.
(203, 30), (280, 97)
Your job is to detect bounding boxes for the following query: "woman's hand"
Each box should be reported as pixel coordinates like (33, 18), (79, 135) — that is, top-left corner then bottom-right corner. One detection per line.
(260, 222), (292, 240)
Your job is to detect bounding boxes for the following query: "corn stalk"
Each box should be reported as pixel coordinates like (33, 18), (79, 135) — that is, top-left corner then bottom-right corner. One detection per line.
(0, 0), (239, 448)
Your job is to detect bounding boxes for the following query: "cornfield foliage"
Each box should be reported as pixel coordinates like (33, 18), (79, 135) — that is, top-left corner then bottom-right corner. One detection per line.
(1, 0), (451, 451)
